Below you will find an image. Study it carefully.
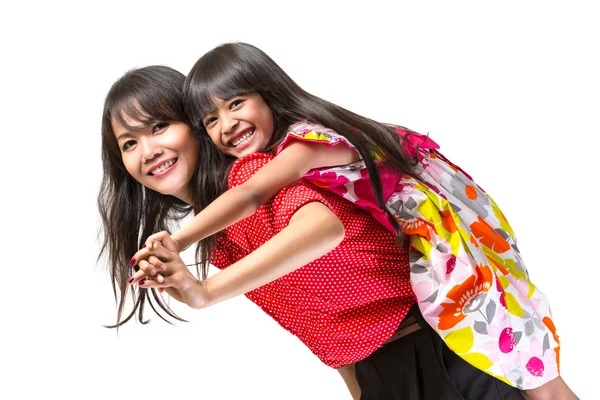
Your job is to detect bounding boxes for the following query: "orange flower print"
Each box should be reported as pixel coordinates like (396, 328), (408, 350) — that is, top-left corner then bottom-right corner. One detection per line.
(543, 316), (561, 372)
(465, 185), (478, 200)
(438, 265), (494, 330)
(470, 216), (511, 253)
(486, 255), (509, 276)
(396, 216), (433, 240)
(439, 210), (458, 234)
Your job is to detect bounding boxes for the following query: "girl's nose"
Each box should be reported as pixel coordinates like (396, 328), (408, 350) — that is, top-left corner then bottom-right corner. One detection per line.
(221, 114), (239, 135)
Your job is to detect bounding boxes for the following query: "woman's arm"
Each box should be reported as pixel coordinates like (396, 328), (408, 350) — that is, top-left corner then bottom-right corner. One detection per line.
(199, 201), (345, 307)
(337, 363), (361, 400)
(133, 201), (345, 309)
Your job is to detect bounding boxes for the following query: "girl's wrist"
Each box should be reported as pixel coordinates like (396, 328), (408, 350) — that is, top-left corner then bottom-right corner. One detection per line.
(170, 234), (183, 252)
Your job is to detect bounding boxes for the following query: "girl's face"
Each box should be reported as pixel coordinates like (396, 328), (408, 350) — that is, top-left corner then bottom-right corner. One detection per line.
(113, 115), (198, 204)
(202, 92), (274, 158)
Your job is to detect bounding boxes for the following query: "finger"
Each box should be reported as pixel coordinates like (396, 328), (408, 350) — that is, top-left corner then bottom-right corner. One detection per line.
(147, 255), (167, 273)
(144, 231), (170, 247)
(145, 258), (165, 284)
(129, 259), (152, 285)
(129, 269), (147, 285)
(137, 275), (173, 289)
(145, 242), (175, 263)
(129, 247), (154, 267)
(144, 231), (175, 251)
(133, 259), (159, 283)
(129, 231), (171, 266)
(130, 240), (176, 268)
(129, 270), (164, 286)
(153, 233), (180, 252)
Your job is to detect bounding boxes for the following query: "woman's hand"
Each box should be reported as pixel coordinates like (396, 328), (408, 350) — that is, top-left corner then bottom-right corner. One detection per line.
(129, 241), (209, 309)
(128, 231), (181, 286)
(131, 231), (182, 264)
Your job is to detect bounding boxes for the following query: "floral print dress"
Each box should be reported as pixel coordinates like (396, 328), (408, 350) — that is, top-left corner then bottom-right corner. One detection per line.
(276, 120), (560, 390)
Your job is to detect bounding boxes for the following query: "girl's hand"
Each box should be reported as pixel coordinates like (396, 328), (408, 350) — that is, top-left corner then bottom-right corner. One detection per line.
(144, 230), (182, 252)
(129, 242), (208, 309)
(129, 231), (182, 271)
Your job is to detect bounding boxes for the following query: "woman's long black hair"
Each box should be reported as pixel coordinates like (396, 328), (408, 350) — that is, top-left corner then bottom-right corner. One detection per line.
(184, 42), (419, 265)
(99, 66), (232, 327)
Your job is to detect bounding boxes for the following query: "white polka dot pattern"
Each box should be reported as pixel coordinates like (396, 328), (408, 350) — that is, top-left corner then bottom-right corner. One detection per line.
(211, 153), (414, 368)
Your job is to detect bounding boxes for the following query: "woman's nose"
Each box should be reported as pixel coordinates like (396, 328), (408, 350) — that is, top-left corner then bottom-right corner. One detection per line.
(141, 137), (163, 163)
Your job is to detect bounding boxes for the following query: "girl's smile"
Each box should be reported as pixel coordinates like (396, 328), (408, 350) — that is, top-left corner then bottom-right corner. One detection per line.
(203, 92), (274, 158)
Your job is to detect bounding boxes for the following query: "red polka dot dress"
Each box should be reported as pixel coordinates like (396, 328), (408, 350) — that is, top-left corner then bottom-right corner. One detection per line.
(211, 153), (414, 368)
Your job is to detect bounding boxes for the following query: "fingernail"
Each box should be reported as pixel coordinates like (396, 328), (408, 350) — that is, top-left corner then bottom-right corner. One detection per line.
(128, 277), (134, 284)
(138, 280), (145, 286)
(142, 243), (146, 248)
(129, 257), (136, 266)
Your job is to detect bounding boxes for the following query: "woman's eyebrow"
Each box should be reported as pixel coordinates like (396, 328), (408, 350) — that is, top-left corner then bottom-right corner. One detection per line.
(116, 131), (135, 141)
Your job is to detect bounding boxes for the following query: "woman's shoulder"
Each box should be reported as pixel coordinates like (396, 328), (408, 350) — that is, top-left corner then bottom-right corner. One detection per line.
(228, 153), (275, 188)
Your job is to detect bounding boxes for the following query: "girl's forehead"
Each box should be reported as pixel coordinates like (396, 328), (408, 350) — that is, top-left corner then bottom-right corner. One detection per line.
(202, 94), (227, 115)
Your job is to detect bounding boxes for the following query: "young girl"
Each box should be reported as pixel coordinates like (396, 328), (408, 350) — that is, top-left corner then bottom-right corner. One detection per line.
(130, 43), (570, 395)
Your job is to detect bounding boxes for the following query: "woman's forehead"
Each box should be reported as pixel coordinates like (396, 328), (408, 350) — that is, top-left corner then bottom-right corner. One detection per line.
(112, 101), (154, 130)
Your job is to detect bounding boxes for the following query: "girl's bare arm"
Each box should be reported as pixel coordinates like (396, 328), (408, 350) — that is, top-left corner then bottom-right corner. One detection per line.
(167, 140), (358, 251)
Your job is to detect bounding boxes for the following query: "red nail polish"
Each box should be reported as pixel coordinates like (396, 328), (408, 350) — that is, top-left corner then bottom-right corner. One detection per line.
(138, 280), (145, 286)
(129, 257), (136, 266)
(142, 243), (146, 248)
(128, 277), (134, 283)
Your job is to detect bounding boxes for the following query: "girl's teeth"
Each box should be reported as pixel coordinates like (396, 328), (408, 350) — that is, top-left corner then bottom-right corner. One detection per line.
(233, 131), (254, 147)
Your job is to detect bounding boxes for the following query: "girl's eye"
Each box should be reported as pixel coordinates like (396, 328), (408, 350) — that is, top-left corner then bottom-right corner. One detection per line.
(153, 122), (169, 133)
(122, 140), (136, 151)
(229, 99), (244, 110)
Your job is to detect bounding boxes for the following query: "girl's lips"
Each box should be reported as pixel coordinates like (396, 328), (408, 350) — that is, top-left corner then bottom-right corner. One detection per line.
(150, 159), (178, 178)
(231, 130), (256, 151)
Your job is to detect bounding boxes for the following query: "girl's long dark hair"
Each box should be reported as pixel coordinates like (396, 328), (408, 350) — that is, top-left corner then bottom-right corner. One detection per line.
(99, 66), (231, 327)
(184, 42), (418, 266)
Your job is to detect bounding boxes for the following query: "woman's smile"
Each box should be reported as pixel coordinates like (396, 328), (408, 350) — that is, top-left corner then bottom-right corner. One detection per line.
(148, 157), (178, 178)
(113, 118), (198, 203)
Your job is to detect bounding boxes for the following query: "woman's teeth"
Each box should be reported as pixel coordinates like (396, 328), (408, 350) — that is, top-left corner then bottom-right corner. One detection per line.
(232, 130), (254, 147)
(150, 159), (176, 175)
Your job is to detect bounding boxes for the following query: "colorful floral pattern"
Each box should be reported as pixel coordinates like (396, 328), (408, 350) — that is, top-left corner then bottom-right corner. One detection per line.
(276, 120), (560, 390)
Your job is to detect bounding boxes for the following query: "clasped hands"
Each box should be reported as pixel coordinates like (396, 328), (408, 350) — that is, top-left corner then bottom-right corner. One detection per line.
(127, 231), (208, 309)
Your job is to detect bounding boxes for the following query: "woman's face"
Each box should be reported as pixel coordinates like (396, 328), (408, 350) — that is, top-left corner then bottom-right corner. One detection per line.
(113, 115), (198, 203)
(202, 92), (274, 158)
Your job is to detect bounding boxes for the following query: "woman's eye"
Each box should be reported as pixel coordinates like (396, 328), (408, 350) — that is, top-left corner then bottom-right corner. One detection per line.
(204, 117), (217, 127)
(122, 140), (136, 150)
(153, 122), (169, 133)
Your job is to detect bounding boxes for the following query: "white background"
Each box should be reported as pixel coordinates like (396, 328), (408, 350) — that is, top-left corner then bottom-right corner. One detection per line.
(1, 1), (597, 399)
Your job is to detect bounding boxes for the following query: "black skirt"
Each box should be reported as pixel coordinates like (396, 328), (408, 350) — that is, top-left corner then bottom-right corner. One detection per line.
(355, 306), (525, 400)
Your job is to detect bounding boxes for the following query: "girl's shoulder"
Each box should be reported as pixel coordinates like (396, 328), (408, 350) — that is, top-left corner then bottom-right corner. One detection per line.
(276, 120), (356, 155)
